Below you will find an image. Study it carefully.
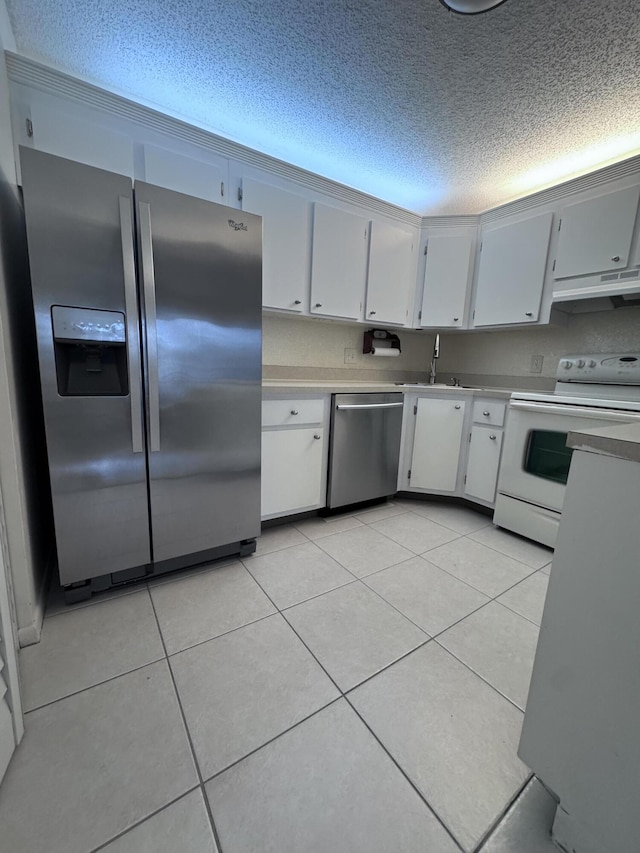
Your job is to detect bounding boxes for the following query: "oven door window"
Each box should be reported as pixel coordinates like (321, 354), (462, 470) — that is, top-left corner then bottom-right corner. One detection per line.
(524, 430), (574, 485)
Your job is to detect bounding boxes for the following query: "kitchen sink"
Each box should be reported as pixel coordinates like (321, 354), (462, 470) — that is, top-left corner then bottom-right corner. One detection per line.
(396, 382), (481, 390)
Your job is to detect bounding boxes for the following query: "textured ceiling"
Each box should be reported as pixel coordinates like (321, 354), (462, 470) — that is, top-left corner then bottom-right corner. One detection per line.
(5, 0), (640, 214)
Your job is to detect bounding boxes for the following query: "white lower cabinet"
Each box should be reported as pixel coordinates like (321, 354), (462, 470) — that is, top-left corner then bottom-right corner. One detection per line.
(409, 397), (467, 492)
(464, 426), (504, 504)
(261, 396), (328, 520)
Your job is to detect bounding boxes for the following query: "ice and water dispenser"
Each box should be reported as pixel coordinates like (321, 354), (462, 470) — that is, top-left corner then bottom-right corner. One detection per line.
(52, 306), (129, 396)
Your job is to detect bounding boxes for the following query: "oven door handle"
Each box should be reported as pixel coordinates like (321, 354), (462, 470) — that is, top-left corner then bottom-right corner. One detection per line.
(509, 400), (640, 422)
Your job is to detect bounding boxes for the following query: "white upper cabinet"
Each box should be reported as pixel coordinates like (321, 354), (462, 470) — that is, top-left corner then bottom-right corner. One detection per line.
(27, 99), (134, 177)
(365, 220), (415, 326)
(242, 178), (310, 312)
(473, 211), (554, 327)
(553, 185), (640, 280)
(420, 230), (475, 328)
(310, 202), (368, 320)
(142, 144), (228, 204)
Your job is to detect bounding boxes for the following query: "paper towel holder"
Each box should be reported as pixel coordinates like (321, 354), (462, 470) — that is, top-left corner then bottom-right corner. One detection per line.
(363, 329), (401, 355)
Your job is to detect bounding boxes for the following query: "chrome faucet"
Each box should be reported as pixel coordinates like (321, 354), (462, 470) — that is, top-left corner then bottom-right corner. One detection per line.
(429, 333), (440, 384)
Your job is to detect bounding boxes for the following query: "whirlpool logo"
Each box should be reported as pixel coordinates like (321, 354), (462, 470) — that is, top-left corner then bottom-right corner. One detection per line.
(228, 219), (248, 232)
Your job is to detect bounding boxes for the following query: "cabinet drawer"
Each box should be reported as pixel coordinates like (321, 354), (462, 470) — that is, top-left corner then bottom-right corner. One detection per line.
(472, 400), (506, 427)
(262, 398), (325, 427)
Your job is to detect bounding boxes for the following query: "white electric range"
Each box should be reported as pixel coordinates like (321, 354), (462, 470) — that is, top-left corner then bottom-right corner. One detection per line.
(494, 353), (640, 548)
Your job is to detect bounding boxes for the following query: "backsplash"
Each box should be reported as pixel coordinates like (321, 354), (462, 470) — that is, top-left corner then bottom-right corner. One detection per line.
(438, 308), (640, 390)
(263, 314), (434, 382)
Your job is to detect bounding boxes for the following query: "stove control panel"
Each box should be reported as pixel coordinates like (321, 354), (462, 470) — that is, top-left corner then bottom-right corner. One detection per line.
(557, 353), (640, 384)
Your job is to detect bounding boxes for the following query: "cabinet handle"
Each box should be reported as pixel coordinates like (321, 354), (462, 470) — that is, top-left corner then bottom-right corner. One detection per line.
(314, 303), (322, 308)
(370, 310), (376, 315)
(483, 410), (490, 416)
(611, 255), (620, 262)
(313, 434), (321, 440)
(453, 317), (459, 322)
(290, 410), (299, 415)
(294, 299), (302, 305)
(489, 434), (497, 440)
(525, 311), (533, 317)
(454, 405), (461, 410)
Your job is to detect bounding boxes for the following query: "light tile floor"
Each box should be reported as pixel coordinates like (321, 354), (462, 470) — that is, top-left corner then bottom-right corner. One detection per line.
(0, 498), (562, 853)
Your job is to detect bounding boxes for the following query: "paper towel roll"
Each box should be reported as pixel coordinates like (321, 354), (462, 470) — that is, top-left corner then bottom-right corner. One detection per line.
(370, 347), (400, 357)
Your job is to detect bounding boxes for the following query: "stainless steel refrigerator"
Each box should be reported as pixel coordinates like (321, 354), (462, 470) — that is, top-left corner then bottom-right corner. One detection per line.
(20, 147), (262, 602)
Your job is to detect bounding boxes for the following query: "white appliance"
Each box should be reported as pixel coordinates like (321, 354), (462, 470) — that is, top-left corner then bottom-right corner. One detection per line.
(494, 353), (640, 547)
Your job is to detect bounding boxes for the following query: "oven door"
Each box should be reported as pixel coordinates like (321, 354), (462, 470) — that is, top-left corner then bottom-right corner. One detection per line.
(498, 400), (640, 513)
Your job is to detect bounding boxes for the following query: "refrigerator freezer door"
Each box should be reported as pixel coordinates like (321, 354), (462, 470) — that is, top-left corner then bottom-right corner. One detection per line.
(134, 182), (262, 563)
(20, 148), (151, 585)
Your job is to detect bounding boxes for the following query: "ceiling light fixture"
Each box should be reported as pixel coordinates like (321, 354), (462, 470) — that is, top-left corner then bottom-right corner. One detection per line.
(439, 0), (509, 14)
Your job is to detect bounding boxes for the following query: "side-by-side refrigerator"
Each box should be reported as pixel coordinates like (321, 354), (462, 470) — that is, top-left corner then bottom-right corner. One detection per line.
(20, 147), (262, 601)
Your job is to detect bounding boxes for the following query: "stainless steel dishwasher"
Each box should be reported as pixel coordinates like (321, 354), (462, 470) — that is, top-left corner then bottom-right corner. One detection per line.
(327, 393), (404, 509)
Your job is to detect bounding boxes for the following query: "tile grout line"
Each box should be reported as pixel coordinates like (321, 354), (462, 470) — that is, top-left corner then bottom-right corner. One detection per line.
(473, 773), (535, 853)
(87, 785), (203, 853)
(431, 637), (528, 715)
(343, 693), (466, 853)
(147, 590), (226, 853)
(23, 653), (168, 715)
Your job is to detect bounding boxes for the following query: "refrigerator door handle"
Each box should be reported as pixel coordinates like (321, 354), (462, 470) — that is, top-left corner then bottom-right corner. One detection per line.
(118, 196), (144, 453)
(138, 201), (161, 452)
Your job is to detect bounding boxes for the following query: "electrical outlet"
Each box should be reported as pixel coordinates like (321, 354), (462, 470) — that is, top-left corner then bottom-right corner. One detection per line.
(344, 348), (357, 364)
(530, 354), (544, 374)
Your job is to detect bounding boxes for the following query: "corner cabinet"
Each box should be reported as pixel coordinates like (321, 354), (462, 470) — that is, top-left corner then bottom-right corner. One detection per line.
(310, 203), (368, 320)
(406, 397), (467, 493)
(261, 396), (329, 520)
(472, 211), (554, 327)
(365, 220), (415, 326)
(419, 229), (476, 329)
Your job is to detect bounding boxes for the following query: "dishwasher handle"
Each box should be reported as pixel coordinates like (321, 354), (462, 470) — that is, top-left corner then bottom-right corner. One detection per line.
(336, 402), (404, 411)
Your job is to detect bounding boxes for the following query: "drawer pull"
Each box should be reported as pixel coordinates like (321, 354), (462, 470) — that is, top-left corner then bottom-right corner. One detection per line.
(453, 317), (459, 322)
(489, 434), (497, 440)
(525, 311), (533, 317)
(454, 404), (461, 410)
(314, 303), (322, 308)
(290, 410), (299, 416)
(611, 255), (620, 262)
(483, 410), (490, 416)
(294, 299), (302, 305)
(313, 434), (321, 440)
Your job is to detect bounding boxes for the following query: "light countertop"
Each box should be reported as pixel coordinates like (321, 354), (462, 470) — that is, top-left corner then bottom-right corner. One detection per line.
(262, 379), (512, 398)
(567, 422), (640, 464)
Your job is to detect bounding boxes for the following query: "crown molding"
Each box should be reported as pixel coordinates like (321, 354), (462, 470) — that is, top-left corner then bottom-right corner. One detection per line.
(5, 51), (422, 227)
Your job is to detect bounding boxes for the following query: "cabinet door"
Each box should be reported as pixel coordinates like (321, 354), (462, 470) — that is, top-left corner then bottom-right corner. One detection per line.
(421, 232), (474, 328)
(143, 144), (228, 204)
(410, 398), (466, 492)
(310, 203), (368, 319)
(29, 100), (134, 176)
(473, 211), (553, 327)
(262, 428), (325, 517)
(366, 220), (414, 326)
(465, 426), (503, 505)
(242, 178), (309, 312)
(554, 185), (640, 280)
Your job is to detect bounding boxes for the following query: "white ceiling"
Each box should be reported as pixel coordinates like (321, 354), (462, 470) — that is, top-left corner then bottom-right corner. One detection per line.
(4, 0), (640, 215)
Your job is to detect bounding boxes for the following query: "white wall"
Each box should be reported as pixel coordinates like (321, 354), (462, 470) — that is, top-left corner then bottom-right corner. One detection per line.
(439, 308), (640, 388)
(0, 9), (51, 645)
(263, 314), (434, 381)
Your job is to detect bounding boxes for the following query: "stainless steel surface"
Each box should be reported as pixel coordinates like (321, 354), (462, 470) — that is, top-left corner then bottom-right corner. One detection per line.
(119, 196), (144, 454)
(335, 402), (403, 410)
(20, 148), (151, 585)
(327, 392), (403, 509)
(137, 201), (160, 453)
(21, 148), (262, 590)
(134, 181), (262, 564)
